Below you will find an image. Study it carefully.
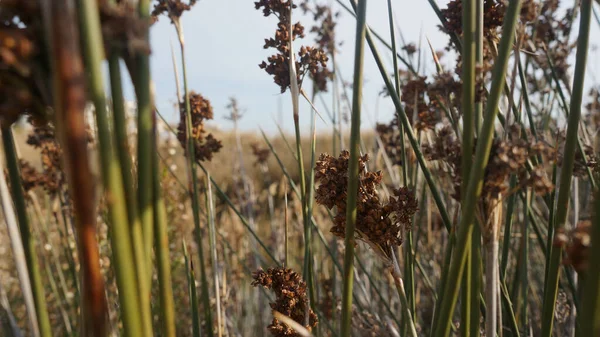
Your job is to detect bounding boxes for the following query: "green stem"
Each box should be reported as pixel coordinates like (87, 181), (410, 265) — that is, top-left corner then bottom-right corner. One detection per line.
(107, 51), (150, 336)
(184, 242), (201, 337)
(152, 121), (176, 337)
(136, 0), (155, 281)
(460, 0), (476, 334)
(75, 1), (145, 335)
(578, 182), (600, 336)
(340, 0), (367, 335)
(433, 1), (522, 335)
(1, 127), (52, 337)
(176, 22), (214, 336)
(541, 1), (592, 336)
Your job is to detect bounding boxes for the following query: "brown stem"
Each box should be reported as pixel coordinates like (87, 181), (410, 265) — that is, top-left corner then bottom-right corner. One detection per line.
(48, 1), (107, 335)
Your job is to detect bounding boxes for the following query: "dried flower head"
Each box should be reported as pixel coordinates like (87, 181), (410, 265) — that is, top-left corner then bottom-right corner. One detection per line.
(177, 92), (222, 162)
(423, 125), (555, 202)
(520, 0), (538, 23)
(554, 220), (591, 274)
(314, 150), (418, 261)
(401, 76), (438, 130)
(427, 71), (462, 111)
(376, 120), (408, 167)
(255, 0), (330, 93)
(100, 3), (150, 56)
(151, 0), (197, 21)
(251, 143), (271, 166)
(440, 0), (505, 40)
(523, 0), (576, 86)
(556, 135), (598, 178)
(300, 1), (338, 92)
(402, 43), (417, 55)
(4, 159), (42, 200)
(26, 124), (65, 196)
(0, 1), (50, 126)
(252, 267), (318, 336)
(318, 277), (336, 320)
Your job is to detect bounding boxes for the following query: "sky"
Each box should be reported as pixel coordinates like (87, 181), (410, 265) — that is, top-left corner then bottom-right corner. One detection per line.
(145, 0), (600, 134)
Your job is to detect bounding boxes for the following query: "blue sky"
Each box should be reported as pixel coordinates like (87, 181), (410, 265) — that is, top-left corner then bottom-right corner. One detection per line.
(146, 0), (600, 134)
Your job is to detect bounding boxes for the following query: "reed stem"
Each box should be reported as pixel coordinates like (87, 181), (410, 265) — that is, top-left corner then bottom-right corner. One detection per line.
(340, 0), (367, 335)
(541, 1), (593, 336)
(1, 127), (52, 337)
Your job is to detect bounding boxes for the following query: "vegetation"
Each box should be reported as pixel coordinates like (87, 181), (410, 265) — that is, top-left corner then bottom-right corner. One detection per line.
(1, 0), (600, 336)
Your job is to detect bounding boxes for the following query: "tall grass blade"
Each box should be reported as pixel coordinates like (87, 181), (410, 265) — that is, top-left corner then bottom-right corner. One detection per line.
(136, 0), (155, 278)
(1, 127), (52, 337)
(152, 121), (176, 337)
(541, 1), (593, 336)
(340, 0), (367, 335)
(47, 2), (113, 334)
(206, 173), (223, 337)
(433, 1), (522, 335)
(0, 136), (40, 337)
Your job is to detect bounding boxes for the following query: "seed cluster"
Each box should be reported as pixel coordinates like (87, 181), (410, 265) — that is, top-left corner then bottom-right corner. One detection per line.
(25, 125), (67, 196)
(299, 1), (338, 93)
(0, 0), (49, 126)
(255, 0), (330, 93)
(151, 0), (197, 21)
(423, 126), (555, 201)
(440, 0), (505, 40)
(177, 92), (222, 162)
(554, 220), (591, 274)
(401, 76), (438, 131)
(375, 120), (409, 167)
(100, 3), (150, 56)
(314, 150), (418, 259)
(525, 0), (576, 86)
(377, 71), (457, 167)
(252, 267), (318, 337)
(555, 134), (599, 178)
(251, 143), (271, 166)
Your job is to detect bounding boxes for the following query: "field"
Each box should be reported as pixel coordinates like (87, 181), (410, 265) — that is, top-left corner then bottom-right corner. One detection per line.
(1, 0), (600, 337)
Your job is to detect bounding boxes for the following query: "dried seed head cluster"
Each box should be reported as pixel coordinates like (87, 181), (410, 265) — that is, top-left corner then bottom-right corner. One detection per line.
(402, 43), (417, 55)
(177, 92), (222, 162)
(252, 267), (318, 336)
(523, 0), (576, 85)
(255, 0), (330, 93)
(401, 76), (438, 131)
(519, 0), (538, 23)
(427, 71), (462, 110)
(318, 277), (336, 320)
(440, 0), (505, 40)
(378, 73), (443, 150)
(586, 87), (600, 129)
(151, 0), (197, 21)
(423, 126), (555, 201)
(554, 220), (591, 274)
(0, 0), (50, 126)
(556, 135), (598, 178)
(314, 150), (418, 260)
(375, 120), (410, 167)
(251, 143), (271, 166)
(3, 159), (43, 200)
(300, 2), (339, 56)
(26, 124), (65, 196)
(353, 310), (389, 337)
(299, 1), (338, 92)
(100, 3), (150, 56)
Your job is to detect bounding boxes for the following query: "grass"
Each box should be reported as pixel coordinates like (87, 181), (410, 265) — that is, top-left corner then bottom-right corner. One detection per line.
(1, 1), (600, 337)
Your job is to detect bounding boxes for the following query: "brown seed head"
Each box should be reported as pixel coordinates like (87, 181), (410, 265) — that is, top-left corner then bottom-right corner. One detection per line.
(252, 267), (318, 337)
(177, 92), (222, 162)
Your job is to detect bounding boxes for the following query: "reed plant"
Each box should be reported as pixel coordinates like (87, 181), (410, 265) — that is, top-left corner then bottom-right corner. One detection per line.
(1, 1), (600, 337)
